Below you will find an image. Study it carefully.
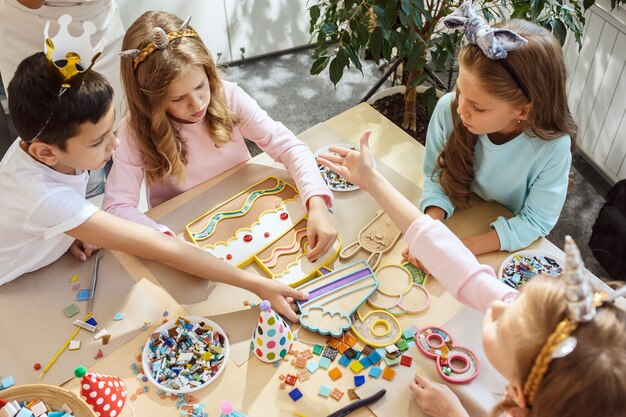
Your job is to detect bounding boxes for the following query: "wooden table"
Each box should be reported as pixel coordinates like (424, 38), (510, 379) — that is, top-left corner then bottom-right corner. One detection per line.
(57, 103), (608, 417)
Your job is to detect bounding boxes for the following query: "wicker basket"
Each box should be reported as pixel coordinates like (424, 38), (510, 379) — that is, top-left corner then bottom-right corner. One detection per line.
(0, 384), (96, 417)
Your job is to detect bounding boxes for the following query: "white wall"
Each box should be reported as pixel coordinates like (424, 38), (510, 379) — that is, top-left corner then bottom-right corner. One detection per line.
(115, 0), (314, 64)
(564, 0), (626, 183)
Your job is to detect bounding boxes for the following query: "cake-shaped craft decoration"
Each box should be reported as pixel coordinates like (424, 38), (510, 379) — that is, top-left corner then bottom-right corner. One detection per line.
(185, 177), (341, 287)
(251, 300), (294, 363)
(75, 365), (127, 417)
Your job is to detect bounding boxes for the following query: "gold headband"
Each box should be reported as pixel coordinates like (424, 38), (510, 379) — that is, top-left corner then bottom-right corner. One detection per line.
(119, 16), (200, 71)
(522, 236), (619, 405)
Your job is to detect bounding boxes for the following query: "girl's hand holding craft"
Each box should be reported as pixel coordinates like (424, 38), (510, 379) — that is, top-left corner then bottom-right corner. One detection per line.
(409, 373), (469, 417)
(306, 196), (338, 261)
(254, 279), (309, 322)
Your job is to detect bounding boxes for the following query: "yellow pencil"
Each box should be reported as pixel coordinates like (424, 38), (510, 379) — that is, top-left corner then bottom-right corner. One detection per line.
(39, 312), (93, 378)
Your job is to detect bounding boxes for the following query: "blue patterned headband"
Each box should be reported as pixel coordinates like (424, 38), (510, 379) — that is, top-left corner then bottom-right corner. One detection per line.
(444, 1), (530, 99)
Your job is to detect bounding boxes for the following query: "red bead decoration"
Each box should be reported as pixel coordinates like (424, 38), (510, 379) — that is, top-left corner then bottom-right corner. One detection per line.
(33, 362), (41, 370)
(264, 232), (270, 238)
(280, 213), (289, 220)
(244, 234), (253, 242)
(226, 254), (233, 260)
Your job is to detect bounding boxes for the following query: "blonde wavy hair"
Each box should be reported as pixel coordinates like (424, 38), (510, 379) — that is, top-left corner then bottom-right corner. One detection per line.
(435, 20), (578, 208)
(121, 11), (239, 184)
(491, 276), (626, 417)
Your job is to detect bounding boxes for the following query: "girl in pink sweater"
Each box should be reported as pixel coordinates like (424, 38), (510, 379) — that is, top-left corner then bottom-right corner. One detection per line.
(317, 131), (626, 417)
(104, 11), (337, 261)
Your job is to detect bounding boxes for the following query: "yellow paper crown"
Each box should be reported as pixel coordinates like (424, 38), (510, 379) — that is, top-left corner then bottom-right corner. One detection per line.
(44, 14), (101, 88)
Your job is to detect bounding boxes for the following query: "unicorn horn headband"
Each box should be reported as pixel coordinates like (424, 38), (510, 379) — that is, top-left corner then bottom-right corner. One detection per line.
(443, 1), (530, 99)
(120, 15), (199, 70)
(522, 236), (623, 405)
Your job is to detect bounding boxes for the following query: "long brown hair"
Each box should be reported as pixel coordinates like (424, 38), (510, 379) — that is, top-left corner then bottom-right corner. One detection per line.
(435, 20), (578, 208)
(491, 276), (626, 417)
(121, 11), (239, 184)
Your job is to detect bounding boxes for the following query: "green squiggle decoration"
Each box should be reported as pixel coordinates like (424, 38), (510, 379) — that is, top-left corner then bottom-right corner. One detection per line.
(193, 180), (286, 240)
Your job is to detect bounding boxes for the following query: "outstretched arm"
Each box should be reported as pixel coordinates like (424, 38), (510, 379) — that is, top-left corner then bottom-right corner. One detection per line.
(317, 131), (516, 313)
(66, 211), (307, 321)
(316, 131), (423, 232)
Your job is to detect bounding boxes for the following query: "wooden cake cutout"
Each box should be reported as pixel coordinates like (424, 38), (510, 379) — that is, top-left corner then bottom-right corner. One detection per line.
(340, 210), (402, 269)
(186, 177), (341, 287)
(296, 260), (378, 337)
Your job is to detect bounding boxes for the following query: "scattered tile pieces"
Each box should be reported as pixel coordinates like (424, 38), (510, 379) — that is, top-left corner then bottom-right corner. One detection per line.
(102, 334), (111, 345)
(328, 367), (342, 381)
(94, 349), (104, 359)
(69, 340), (81, 350)
(306, 360), (319, 374)
(113, 312), (125, 321)
(77, 289), (90, 301)
(330, 388), (344, 401)
(312, 344), (324, 356)
(338, 355), (351, 367)
(354, 375), (365, 387)
(400, 355), (413, 367)
(318, 357), (332, 369)
(322, 346), (338, 361)
(285, 374), (298, 386)
(368, 366), (382, 378)
(318, 384), (332, 397)
(382, 367), (396, 380)
(70, 273), (79, 283)
(297, 369), (311, 382)
(289, 388), (303, 401)
(73, 319), (96, 332)
(94, 329), (109, 340)
(63, 304), (80, 318)
(347, 388), (359, 400)
(349, 361), (364, 374)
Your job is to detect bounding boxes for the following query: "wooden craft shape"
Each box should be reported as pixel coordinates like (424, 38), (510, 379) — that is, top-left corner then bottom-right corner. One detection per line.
(350, 306), (402, 348)
(296, 260), (378, 337)
(367, 264), (430, 315)
(416, 326), (480, 384)
(185, 177), (341, 287)
(340, 210), (401, 269)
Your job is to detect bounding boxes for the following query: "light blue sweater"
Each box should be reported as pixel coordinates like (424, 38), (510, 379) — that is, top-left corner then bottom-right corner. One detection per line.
(420, 93), (572, 251)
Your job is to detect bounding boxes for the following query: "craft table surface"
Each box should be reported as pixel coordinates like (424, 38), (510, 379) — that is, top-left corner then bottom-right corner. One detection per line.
(7, 103), (611, 417)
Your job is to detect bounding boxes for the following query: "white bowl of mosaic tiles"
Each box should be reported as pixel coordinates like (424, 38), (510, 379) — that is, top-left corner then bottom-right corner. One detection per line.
(498, 250), (565, 290)
(142, 316), (229, 394)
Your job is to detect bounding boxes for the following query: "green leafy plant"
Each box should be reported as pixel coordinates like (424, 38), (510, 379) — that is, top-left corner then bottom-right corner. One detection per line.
(308, 0), (588, 131)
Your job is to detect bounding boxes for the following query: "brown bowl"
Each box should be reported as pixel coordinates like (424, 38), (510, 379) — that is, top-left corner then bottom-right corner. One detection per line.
(0, 384), (96, 417)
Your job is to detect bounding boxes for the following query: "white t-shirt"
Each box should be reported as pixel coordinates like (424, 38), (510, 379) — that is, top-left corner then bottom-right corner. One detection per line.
(0, 139), (98, 285)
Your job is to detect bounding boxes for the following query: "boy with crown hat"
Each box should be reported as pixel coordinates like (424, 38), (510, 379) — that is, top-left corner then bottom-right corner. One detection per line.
(0, 26), (309, 322)
(0, 1), (126, 197)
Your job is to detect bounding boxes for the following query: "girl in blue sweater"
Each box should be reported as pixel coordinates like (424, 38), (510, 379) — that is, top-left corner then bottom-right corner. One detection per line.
(412, 3), (577, 262)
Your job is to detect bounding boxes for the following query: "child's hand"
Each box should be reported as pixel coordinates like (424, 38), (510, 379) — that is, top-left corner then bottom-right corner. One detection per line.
(409, 373), (469, 417)
(254, 279), (310, 322)
(306, 196), (338, 262)
(316, 131), (375, 190)
(401, 247), (430, 274)
(68, 239), (99, 261)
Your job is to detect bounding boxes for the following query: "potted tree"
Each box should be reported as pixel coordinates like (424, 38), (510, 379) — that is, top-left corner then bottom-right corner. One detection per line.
(308, 0), (588, 143)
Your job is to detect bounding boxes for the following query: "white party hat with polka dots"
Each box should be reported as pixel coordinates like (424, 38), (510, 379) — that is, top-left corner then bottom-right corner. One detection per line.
(250, 300), (294, 363)
(75, 366), (128, 417)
